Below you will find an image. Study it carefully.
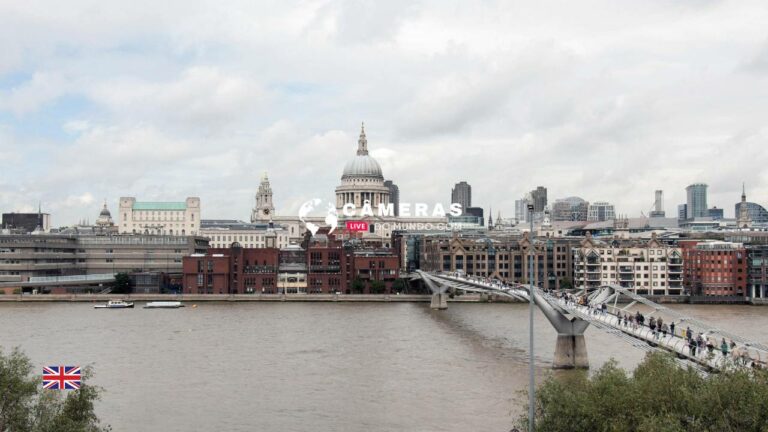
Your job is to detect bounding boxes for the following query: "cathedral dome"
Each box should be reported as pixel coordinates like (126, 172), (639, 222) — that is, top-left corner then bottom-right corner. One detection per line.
(99, 207), (112, 217)
(341, 123), (384, 180)
(342, 155), (383, 179)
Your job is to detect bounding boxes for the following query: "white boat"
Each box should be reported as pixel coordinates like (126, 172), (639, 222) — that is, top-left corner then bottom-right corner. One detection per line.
(94, 300), (134, 309)
(143, 301), (184, 309)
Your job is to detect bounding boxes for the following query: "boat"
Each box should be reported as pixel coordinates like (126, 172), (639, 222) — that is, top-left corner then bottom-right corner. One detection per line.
(143, 301), (184, 309)
(94, 300), (134, 309)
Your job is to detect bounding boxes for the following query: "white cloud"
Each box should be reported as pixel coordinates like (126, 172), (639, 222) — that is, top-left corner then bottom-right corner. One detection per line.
(1, 0), (768, 225)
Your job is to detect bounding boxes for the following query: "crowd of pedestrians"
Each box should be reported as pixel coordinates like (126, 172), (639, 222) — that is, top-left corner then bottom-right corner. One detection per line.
(446, 271), (766, 370)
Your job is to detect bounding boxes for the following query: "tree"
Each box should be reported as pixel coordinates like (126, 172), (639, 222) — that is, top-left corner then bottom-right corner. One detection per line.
(369, 280), (385, 294)
(391, 278), (408, 293)
(111, 273), (132, 294)
(558, 277), (573, 290)
(351, 278), (365, 294)
(0, 347), (109, 432)
(518, 351), (768, 432)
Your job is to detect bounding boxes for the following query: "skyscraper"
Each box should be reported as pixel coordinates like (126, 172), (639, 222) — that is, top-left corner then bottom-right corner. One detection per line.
(451, 181), (472, 214)
(649, 190), (665, 218)
(384, 180), (400, 216)
(530, 186), (547, 212)
(686, 183), (708, 219)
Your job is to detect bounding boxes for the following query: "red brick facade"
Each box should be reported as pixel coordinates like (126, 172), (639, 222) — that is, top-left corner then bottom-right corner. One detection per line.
(182, 235), (400, 294)
(681, 240), (747, 297)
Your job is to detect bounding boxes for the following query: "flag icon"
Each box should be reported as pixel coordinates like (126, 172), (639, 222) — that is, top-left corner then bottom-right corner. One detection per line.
(42, 366), (81, 390)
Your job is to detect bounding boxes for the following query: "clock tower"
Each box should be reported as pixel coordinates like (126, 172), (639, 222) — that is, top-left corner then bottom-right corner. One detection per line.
(251, 172), (275, 222)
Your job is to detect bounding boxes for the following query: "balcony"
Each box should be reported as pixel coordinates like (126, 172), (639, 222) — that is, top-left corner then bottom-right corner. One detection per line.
(618, 266), (633, 273)
(619, 274), (634, 281)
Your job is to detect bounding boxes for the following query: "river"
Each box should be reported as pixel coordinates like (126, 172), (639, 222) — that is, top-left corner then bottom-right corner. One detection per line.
(0, 302), (765, 431)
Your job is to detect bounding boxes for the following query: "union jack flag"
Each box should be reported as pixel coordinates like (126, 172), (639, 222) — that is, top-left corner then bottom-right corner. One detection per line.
(42, 366), (81, 390)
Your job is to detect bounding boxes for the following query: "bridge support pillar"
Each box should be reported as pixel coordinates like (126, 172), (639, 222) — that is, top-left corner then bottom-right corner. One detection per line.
(553, 334), (589, 369)
(430, 293), (448, 310)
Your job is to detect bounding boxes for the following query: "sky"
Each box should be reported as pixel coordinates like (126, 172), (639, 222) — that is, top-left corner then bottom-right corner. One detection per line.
(1, 0), (768, 226)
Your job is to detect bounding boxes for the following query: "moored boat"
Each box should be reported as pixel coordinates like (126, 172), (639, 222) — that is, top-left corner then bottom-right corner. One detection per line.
(143, 301), (184, 309)
(94, 300), (134, 309)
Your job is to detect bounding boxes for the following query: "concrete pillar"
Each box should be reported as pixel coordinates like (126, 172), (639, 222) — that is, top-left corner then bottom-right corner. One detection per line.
(430, 292), (448, 310)
(553, 334), (589, 369)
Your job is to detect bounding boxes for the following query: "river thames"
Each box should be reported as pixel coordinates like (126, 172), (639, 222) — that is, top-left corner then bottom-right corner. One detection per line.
(1, 302), (766, 431)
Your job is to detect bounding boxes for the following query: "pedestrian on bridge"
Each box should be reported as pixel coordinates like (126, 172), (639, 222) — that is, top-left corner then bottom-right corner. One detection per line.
(685, 326), (692, 341)
(670, 321), (676, 337)
(689, 337), (697, 356)
(661, 323), (668, 338)
(721, 338), (729, 357)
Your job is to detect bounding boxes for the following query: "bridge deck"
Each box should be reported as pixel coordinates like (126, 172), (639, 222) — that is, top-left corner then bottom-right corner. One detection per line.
(426, 272), (766, 372)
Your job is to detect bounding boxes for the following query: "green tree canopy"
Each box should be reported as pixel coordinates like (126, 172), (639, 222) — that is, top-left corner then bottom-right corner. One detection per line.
(519, 351), (768, 432)
(0, 347), (109, 432)
(111, 273), (132, 294)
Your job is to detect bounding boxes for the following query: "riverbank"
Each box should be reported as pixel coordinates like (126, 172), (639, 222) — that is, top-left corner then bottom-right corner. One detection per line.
(0, 293), (516, 303)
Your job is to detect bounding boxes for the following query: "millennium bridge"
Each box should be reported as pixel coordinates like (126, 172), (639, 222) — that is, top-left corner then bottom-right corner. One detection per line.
(414, 271), (768, 371)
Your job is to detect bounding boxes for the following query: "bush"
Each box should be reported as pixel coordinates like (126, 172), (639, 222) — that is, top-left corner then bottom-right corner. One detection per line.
(0, 347), (110, 432)
(519, 351), (768, 432)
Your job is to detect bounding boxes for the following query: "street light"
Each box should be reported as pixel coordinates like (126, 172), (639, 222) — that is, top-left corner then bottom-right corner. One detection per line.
(527, 203), (535, 432)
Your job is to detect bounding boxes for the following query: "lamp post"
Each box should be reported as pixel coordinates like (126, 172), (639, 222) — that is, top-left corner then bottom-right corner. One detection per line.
(527, 203), (535, 432)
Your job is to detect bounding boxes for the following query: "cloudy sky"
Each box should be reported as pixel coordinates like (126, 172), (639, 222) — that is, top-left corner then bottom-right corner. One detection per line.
(1, 0), (768, 226)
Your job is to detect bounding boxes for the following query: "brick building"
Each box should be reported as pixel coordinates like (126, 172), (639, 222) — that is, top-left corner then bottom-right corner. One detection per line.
(182, 234), (400, 294)
(681, 240), (747, 298)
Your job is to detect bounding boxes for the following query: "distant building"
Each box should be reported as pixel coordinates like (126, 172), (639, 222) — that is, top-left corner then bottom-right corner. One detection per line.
(251, 173), (275, 222)
(463, 207), (485, 226)
(678, 204), (688, 221)
(681, 240), (747, 298)
(573, 233), (683, 295)
(515, 196), (532, 223)
(384, 180), (400, 216)
(182, 233), (399, 294)
(95, 201), (115, 228)
(746, 244), (768, 300)
(118, 197), (200, 235)
(530, 186), (547, 213)
(736, 202), (768, 225)
(200, 219), (290, 249)
(0, 233), (208, 291)
(686, 183), (708, 219)
(451, 181), (472, 214)
(2, 212), (50, 233)
(649, 190), (665, 218)
(587, 202), (615, 222)
(708, 207), (724, 220)
(735, 184), (761, 228)
(552, 197), (588, 221)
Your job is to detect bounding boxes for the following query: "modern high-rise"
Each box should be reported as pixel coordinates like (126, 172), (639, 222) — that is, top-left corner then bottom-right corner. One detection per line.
(530, 186), (547, 212)
(686, 183), (708, 219)
(649, 190), (665, 217)
(587, 202), (615, 222)
(384, 180), (400, 216)
(451, 181), (471, 214)
(678, 204), (688, 221)
(552, 197), (588, 221)
(515, 197), (531, 223)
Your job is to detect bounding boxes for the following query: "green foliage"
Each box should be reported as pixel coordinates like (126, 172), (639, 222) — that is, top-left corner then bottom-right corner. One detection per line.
(391, 278), (408, 293)
(0, 347), (110, 432)
(351, 278), (365, 294)
(12, 288), (21, 295)
(111, 273), (132, 294)
(369, 280), (385, 294)
(519, 352), (768, 432)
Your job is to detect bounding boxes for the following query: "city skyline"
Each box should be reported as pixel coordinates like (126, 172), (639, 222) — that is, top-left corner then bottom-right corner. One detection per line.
(2, 1), (768, 225)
